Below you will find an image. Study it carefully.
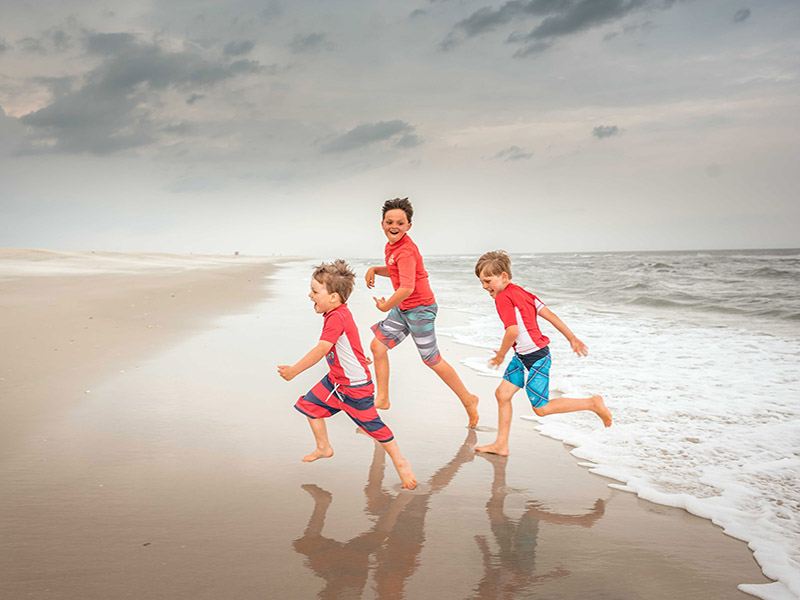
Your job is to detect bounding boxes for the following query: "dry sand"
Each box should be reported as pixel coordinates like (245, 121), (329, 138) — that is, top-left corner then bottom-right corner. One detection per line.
(0, 251), (772, 599)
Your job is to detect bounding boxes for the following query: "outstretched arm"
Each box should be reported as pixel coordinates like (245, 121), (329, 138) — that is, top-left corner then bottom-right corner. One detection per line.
(278, 340), (334, 380)
(490, 325), (518, 368)
(538, 307), (587, 356)
(365, 266), (391, 288)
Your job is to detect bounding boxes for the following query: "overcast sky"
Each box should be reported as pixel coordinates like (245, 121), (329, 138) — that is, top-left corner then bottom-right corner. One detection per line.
(1, 0), (798, 256)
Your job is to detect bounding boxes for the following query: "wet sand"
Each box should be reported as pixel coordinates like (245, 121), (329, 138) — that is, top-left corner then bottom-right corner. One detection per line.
(0, 253), (772, 599)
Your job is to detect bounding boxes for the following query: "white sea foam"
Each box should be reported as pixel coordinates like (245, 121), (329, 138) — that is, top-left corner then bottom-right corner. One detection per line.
(429, 251), (800, 600)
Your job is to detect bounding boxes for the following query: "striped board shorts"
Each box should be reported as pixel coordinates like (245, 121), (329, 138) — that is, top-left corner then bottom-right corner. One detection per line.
(503, 347), (551, 409)
(371, 303), (442, 366)
(294, 375), (394, 443)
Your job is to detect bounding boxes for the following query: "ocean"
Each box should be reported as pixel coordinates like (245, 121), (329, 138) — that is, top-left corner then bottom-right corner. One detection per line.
(410, 249), (799, 600)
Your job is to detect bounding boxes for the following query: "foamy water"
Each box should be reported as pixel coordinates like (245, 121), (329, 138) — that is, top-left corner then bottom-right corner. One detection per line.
(421, 250), (800, 600)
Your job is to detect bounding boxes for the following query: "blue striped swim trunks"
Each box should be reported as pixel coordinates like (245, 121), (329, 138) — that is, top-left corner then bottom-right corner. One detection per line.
(503, 347), (551, 408)
(371, 303), (442, 366)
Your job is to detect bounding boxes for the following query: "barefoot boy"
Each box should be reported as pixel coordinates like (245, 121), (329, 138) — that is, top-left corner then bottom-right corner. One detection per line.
(473, 251), (612, 456)
(278, 260), (417, 489)
(365, 197), (479, 427)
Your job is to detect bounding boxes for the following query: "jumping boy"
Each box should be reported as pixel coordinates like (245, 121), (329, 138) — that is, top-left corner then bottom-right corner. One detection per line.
(278, 260), (417, 489)
(473, 250), (612, 456)
(365, 198), (479, 428)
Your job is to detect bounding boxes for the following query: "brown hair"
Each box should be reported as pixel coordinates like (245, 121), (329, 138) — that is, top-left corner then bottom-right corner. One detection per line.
(312, 260), (356, 302)
(475, 250), (512, 279)
(381, 197), (413, 222)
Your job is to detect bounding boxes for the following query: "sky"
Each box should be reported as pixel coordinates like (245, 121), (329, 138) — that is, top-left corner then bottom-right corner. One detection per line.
(1, 0), (799, 257)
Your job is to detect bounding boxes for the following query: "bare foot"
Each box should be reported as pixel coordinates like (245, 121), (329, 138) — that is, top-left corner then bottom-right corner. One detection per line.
(474, 442), (509, 456)
(592, 395), (613, 427)
(302, 446), (334, 462)
(462, 393), (480, 428)
(395, 458), (417, 490)
(374, 395), (390, 410)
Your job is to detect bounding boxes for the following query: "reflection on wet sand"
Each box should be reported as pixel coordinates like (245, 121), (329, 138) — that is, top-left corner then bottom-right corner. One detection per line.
(470, 453), (605, 599)
(293, 430), (607, 599)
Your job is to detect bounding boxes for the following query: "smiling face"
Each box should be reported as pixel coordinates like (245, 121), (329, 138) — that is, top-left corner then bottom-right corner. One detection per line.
(308, 277), (340, 314)
(479, 269), (510, 299)
(381, 208), (412, 245)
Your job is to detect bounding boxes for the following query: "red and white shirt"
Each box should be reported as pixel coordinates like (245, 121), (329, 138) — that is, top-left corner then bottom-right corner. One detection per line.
(494, 283), (550, 355)
(385, 234), (435, 310)
(320, 304), (371, 386)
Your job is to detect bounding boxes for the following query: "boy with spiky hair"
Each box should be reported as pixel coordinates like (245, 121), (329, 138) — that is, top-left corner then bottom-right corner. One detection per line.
(278, 260), (417, 489)
(473, 250), (612, 456)
(366, 197), (479, 427)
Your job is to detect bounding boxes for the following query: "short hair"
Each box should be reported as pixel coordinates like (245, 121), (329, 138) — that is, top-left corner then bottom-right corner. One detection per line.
(312, 260), (356, 302)
(475, 250), (512, 279)
(381, 197), (413, 222)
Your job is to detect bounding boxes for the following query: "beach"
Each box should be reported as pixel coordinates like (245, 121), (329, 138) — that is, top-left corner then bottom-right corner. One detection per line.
(0, 250), (775, 599)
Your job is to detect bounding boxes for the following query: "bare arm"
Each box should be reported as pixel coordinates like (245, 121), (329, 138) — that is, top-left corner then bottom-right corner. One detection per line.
(277, 340), (334, 380)
(365, 266), (391, 288)
(490, 325), (518, 367)
(538, 306), (588, 356)
(373, 287), (413, 313)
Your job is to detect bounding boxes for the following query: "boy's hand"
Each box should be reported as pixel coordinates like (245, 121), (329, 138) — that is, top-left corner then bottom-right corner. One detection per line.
(570, 338), (588, 357)
(489, 351), (505, 368)
(373, 296), (390, 312)
(365, 267), (376, 289)
(277, 365), (297, 381)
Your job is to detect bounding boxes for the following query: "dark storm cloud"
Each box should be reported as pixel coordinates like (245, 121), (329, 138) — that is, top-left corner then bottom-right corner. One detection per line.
(223, 40), (255, 57)
(320, 120), (418, 153)
(19, 35), (266, 154)
(592, 124), (621, 139)
(443, 0), (677, 54)
(734, 8), (751, 23)
(289, 33), (330, 54)
(494, 145), (534, 161)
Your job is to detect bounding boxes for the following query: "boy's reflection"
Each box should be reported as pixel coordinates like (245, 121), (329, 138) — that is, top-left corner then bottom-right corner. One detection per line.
(470, 453), (605, 599)
(293, 430), (476, 599)
(293, 431), (606, 599)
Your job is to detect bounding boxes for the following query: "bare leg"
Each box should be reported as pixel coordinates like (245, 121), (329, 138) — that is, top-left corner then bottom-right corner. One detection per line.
(371, 337), (391, 410)
(303, 417), (334, 462)
(534, 395), (612, 427)
(429, 359), (480, 428)
(381, 439), (417, 490)
(475, 380), (518, 456)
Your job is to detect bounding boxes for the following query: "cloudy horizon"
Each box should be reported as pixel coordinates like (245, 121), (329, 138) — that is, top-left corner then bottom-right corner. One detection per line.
(1, 0), (798, 257)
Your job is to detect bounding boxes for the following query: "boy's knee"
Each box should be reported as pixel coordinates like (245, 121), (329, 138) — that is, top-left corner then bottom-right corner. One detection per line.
(532, 405), (548, 417)
(370, 337), (388, 355)
(495, 388), (513, 404)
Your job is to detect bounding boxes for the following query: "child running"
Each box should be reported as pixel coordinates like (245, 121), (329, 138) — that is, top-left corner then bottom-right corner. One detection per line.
(365, 197), (479, 428)
(278, 260), (417, 489)
(473, 251), (612, 456)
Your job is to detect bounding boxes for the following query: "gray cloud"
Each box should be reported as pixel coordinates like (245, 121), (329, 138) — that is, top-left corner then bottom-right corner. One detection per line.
(85, 32), (136, 55)
(321, 120), (417, 153)
(410, 9), (428, 19)
(593, 124), (621, 139)
(19, 36), (266, 154)
(0, 39), (9, 53)
(444, 0), (671, 54)
(223, 40), (255, 57)
(186, 93), (205, 105)
(17, 27), (72, 54)
(512, 40), (552, 57)
(494, 145), (534, 161)
(289, 33), (330, 54)
(734, 8), (751, 23)
(394, 133), (424, 148)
